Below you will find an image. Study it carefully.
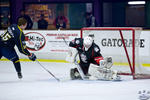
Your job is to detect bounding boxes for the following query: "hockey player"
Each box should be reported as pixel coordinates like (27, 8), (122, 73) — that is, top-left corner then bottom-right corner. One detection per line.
(0, 18), (36, 79)
(67, 36), (120, 81)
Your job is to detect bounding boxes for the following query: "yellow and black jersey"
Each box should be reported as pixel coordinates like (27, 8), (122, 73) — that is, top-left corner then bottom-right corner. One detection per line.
(0, 24), (30, 56)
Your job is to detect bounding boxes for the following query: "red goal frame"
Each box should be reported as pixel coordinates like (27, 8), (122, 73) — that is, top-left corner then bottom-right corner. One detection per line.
(81, 27), (150, 79)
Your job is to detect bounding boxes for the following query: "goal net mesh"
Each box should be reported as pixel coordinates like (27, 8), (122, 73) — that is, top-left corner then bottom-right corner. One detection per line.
(81, 27), (150, 79)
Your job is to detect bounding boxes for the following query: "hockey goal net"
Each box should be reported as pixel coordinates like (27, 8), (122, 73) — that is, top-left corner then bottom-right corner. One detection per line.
(81, 27), (150, 79)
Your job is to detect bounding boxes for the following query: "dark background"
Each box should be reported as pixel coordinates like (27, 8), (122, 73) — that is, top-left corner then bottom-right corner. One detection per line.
(0, 0), (150, 29)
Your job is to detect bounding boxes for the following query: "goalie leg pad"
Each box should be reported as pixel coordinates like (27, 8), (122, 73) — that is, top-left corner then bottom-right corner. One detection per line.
(101, 68), (113, 81)
(111, 70), (121, 81)
(89, 65), (121, 81)
(101, 69), (121, 81)
(70, 68), (82, 80)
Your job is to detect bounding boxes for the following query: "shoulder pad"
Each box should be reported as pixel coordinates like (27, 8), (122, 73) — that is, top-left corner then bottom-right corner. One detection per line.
(10, 24), (18, 31)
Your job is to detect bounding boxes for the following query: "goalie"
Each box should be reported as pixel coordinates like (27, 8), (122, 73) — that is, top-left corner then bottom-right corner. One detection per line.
(66, 36), (120, 81)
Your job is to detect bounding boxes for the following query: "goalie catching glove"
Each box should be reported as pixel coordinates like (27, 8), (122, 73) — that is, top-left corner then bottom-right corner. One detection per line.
(89, 56), (121, 81)
(99, 56), (113, 69)
(28, 53), (37, 61)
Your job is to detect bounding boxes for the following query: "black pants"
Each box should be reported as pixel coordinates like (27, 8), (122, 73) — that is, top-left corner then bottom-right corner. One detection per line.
(0, 47), (21, 73)
(79, 63), (90, 75)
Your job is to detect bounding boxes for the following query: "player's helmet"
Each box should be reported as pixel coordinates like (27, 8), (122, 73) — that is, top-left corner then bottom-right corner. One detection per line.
(83, 36), (93, 50)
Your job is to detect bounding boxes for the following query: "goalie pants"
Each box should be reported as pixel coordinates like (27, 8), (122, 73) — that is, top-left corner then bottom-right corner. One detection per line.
(79, 63), (90, 75)
(0, 47), (21, 73)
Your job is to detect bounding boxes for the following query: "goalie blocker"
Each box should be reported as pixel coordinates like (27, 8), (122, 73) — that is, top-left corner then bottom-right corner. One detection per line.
(67, 36), (121, 81)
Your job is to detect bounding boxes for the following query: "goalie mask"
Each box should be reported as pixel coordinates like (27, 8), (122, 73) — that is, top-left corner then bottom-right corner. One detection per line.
(83, 36), (93, 51)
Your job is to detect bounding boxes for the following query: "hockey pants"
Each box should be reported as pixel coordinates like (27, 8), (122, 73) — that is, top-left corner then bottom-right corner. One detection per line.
(0, 47), (21, 73)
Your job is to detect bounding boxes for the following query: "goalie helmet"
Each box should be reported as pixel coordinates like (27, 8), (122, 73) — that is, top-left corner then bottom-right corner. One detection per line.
(83, 36), (93, 51)
(88, 33), (94, 40)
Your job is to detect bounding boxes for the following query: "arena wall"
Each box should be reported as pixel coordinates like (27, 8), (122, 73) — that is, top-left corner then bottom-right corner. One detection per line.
(0, 30), (150, 64)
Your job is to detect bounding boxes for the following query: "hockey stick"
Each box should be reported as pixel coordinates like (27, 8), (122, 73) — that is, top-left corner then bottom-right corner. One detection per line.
(36, 60), (60, 81)
(62, 37), (68, 46)
(74, 54), (87, 80)
(62, 37), (87, 80)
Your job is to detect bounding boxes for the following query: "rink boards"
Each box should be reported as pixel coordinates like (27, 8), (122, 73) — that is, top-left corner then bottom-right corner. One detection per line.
(0, 30), (150, 67)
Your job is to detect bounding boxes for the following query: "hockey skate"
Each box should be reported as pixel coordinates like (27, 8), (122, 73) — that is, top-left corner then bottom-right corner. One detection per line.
(17, 72), (23, 79)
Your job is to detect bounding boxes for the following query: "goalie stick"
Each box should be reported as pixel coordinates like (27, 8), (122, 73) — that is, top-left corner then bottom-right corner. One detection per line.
(36, 60), (60, 81)
(74, 54), (89, 80)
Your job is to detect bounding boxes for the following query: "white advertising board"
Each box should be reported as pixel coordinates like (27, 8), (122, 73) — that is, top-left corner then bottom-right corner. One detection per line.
(24, 30), (80, 53)
(24, 30), (80, 59)
(0, 30), (150, 61)
(82, 30), (150, 57)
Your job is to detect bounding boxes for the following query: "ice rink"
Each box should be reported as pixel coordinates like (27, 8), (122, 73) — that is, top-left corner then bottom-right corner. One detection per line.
(0, 61), (150, 100)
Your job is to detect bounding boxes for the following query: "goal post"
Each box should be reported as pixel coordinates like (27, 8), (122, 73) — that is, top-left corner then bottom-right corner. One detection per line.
(81, 27), (150, 79)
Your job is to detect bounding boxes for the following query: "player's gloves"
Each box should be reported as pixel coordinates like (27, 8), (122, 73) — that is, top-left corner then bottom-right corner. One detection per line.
(99, 57), (113, 69)
(104, 56), (113, 69)
(99, 60), (107, 69)
(28, 53), (36, 61)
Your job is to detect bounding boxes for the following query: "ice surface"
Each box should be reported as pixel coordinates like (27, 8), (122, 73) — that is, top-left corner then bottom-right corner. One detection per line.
(0, 61), (150, 100)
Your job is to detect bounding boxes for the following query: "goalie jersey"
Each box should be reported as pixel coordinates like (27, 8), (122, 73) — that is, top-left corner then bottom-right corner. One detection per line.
(69, 38), (103, 74)
(0, 24), (30, 56)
